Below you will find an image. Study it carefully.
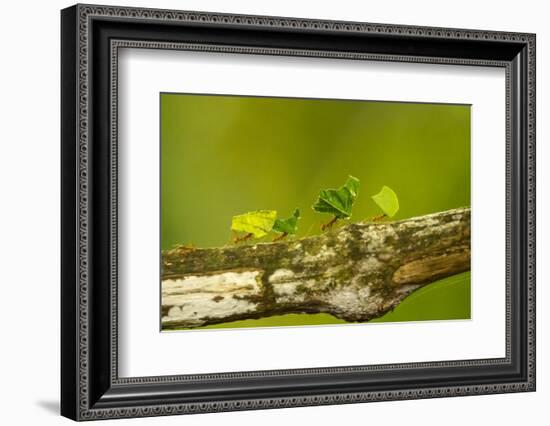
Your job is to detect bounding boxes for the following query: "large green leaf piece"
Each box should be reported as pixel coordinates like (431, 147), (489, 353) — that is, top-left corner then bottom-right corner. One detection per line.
(273, 209), (300, 235)
(231, 210), (277, 238)
(371, 185), (399, 217)
(312, 175), (360, 219)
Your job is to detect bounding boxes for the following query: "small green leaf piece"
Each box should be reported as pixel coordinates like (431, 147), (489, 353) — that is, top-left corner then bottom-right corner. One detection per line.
(312, 175), (360, 219)
(273, 209), (301, 235)
(371, 186), (399, 218)
(231, 210), (277, 238)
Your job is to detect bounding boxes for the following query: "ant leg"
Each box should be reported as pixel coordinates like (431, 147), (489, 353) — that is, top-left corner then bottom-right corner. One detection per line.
(370, 214), (387, 222)
(233, 232), (254, 243)
(321, 216), (338, 231)
(273, 232), (288, 242)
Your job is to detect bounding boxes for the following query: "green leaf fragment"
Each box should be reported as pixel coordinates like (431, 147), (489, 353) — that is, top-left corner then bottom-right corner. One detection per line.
(312, 175), (360, 219)
(273, 209), (301, 235)
(371, 185), (399, 218)
(231, 210), (277, 238)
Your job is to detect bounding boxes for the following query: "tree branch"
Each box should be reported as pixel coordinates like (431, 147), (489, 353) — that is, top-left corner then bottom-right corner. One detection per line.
(162, 207), (470, 329)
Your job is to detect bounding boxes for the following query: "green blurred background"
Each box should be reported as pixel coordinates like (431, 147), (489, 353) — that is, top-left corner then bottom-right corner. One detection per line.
(161, 93), (471, 329)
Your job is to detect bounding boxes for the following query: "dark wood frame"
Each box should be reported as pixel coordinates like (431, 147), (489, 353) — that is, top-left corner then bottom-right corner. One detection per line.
(61, 3), (536, 421)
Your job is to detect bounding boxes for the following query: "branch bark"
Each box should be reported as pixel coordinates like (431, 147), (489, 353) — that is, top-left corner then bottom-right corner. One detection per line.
(162, 207), (470, 329)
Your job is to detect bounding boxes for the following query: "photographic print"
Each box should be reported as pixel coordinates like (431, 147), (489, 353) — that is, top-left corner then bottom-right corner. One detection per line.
(160, 93), (471, 331)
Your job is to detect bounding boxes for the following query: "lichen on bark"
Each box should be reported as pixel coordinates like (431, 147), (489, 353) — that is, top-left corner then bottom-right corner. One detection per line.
(161, 207), (470, 329)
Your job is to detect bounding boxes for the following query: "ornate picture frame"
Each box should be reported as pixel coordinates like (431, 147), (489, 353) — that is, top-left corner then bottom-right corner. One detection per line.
(61, 4), (535, 420)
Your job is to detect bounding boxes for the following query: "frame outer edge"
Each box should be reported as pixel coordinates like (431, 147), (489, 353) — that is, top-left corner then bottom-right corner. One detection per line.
(66, 4), (536, 421)
(61, 4), (80, 422)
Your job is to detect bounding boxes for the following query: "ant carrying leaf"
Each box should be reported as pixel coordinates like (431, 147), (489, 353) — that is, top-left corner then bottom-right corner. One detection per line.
(272, 209), (300, 241)
(370, 185), (399, 221)
(231, 210), (277, 243)
(312, 175), (360, 231)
